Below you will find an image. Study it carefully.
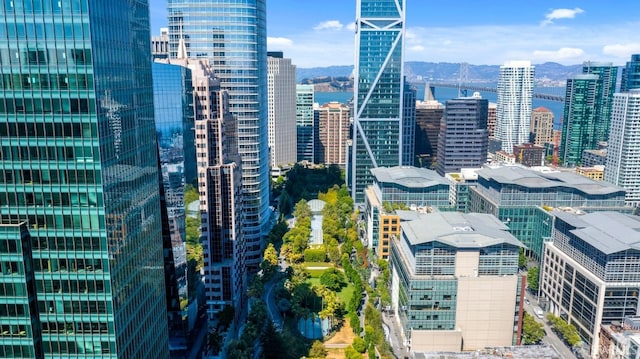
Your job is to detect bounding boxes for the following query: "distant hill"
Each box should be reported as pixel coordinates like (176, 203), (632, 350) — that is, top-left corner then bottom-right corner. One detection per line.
(296, 62), (587, 86)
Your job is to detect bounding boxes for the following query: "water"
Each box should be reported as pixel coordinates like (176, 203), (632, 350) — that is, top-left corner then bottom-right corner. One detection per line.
(315, 92), (352, 106)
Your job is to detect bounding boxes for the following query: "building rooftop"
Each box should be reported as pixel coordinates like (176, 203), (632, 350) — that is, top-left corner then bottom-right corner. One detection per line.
(476, 166), (625, 195)
(414, 345), (561, 359)
(552, 211), (640, 255)
(532, 106), (552, 113)
(307, 199), (326, 213)
(401, 212), (524, 249)
(371, 166), (449, 189)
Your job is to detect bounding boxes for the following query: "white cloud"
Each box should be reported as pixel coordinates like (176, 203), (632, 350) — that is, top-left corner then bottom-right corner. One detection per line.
(313, 20), (344, 31)
(346, 22), (356, 31)
(541, 8), (584, 26)
(532, 47), (585, 62)
(267, 36), (293, 48)
(408, 45), (426, 52)
(602, 43), (640, 58)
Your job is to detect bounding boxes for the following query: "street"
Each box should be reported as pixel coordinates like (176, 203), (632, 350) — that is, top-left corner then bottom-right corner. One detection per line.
(523, 291), (577, 359)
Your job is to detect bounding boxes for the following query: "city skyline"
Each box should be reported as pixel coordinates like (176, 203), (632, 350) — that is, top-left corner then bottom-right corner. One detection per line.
(149, 0), (640, 67)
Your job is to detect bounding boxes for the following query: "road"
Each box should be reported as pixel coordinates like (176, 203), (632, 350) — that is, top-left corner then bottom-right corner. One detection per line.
(381, 311), (410, 359)
(523, 292), (577, 359)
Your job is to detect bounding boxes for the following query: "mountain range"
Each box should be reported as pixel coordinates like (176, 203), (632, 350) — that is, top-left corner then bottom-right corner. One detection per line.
(296, 62), (586, 85)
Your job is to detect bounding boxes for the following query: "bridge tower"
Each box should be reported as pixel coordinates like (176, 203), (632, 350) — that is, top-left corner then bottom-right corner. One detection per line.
(458, 62), (469, 97)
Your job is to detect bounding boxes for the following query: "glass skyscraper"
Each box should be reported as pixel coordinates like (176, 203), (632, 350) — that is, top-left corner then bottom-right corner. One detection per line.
(496, 61), (534, 154)
(621, 54), (640, 92)
(0, 1), (169, 358)
(296, 84), (315, 163)
(350, 0), (406, 203)
(167, 0), (269, 270)
(560, 74), (599, 167)
(582, 61), (617, 145)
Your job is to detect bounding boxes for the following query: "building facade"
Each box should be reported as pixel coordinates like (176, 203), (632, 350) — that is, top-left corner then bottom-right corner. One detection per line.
(168, 0), (269, 270)
(390, 212), (525, 352)
(316, 102), (350, 166)
(414, 100), (444, 167)
(296, 84), (315, 163)
(621, 54), (640, 92)
(496, 61), (534, 153)
(560, 74), (599, 167)
(576, 166), (605, 181)
(487, 102), (497, 138)
(0, 1), (170, 356)
(582, 149), (608, 167)
(513, 143), (544, 167)
(436, 94), (489, 176)
(469, 166), (629, 259)
(267, 52), (297, 170)
(599, 317), (640, 359)
(583, 62), (617, 144)
(605, 90), (640, 207)
(530, 107), (554, 146)
(350, 0), (406, 202)
(151, 27), (169, 60)
(541, 211), (640, 357)
(402, 79), (416, 166)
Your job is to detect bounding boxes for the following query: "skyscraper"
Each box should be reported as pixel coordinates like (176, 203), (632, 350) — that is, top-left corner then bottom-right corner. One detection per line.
(496, 61), (534, 153)
(0, 1), (170, 357)
(350, 0), (406, 202)
(317, 102), (351, 165)
(605, 90), (640, 207)
(529, 107), (554, 146)
(296, 84), (315, 163)
(168, 0), (269, 270)
(560, 74), (599, 167)
(267, 52), (297, 170)
(621, 54), (640, 92)
(436, 93), (489, 175)
(414, 99), (444, 167)
(582, 61), (617, 144)
(402, 79), (416, 166)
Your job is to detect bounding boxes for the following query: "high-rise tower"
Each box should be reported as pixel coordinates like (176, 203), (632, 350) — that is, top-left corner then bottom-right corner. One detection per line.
(560, 75), (599, 167)
(621, 54), (640, 92)
(0, 1), (170, 357)
(267, 52), (297, 170)
(296, 85), (315, 163)
(496, 61), (534, 153)
(167, 0), (269, 270)
(350, 0), (406, 202)
(605, 90), (640, 207)
(582, 61), (617, 144)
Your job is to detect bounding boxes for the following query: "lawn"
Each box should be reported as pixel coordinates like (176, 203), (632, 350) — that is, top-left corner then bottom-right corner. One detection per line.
(306, 276), (354, 305)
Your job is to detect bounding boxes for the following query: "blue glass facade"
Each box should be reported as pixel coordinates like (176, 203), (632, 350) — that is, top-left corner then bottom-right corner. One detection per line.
(351, 0), (405, 202)
(0, 1), (169, 357)
(167, 0), (270, 270)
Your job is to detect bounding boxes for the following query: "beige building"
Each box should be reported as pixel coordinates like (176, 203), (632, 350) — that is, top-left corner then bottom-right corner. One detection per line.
(494, 150), (516, 164)
(487, 102), (497, 138)
(267, 52), (298, 169)
(530, 107), (554, 146)
(390, 212), (525, 352)
(576, 165), (605, 181)
(316, 102), (350, 165)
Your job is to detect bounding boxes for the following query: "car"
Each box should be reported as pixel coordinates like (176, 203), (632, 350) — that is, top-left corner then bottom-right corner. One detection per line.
(524, 298), (530, 305)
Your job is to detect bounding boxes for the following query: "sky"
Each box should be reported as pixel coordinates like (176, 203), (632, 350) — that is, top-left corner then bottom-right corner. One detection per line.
(149, 0), (640, 68)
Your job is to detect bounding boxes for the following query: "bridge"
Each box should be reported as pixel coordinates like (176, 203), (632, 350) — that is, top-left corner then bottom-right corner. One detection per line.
(428, 82), (565, 103)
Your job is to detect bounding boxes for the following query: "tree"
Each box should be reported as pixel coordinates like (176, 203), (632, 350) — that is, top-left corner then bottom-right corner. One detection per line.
(319, 268), (347, 291)
(352, 337), (366, 353)
(345, 346), (362, 359)
(522, 312), (545, 344)
(519, 248), (527, 268)
(527, 266), (539, 291)
(217, 305), (235, 329)
(206, 330), (223, 355)
(308, 340), (327, 358)
(261, 243), (279, 276)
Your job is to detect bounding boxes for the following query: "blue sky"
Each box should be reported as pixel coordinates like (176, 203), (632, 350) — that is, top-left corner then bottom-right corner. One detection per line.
(149, 0), (640, 68)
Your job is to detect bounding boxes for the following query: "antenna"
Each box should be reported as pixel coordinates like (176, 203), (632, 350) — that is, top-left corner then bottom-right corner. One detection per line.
(457, 62), (469, 97)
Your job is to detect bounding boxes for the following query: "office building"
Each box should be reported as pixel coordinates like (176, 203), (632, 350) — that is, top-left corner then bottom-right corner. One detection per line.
(530, 107), (554, 146)
(168, 0), (270, 270)
(494, 151), (516, 164)
(621, 54), (640, 92)
(605, 90), (640, 207)
(445, 168), (480, 213)
(350, 0), (406, 202)
(316, 102), (350, 166)
(390, 212), (525, 352)
(0, 1), (170, 356)
(541, 211), (640, 356)
(582, 149), (607, 167)
(583, 62), (617, 145)
(414, 100), (444, 167)
(296, 85), (315, 163)
(436, 94), (489, 175)
(496, 61), (535, 153)
(364, 166), (452, 259)
(0, 222), (43, 358)
(513, 143), (544, 167)
(560, 74), (599, 167)
(152, 27), (170, 60)
(402, 79), (417, 166)
(487, 102), (497, 138)
(469, 166), (629, 259)
(576, 166), (605, 181)
(267, 52), (297, 170)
